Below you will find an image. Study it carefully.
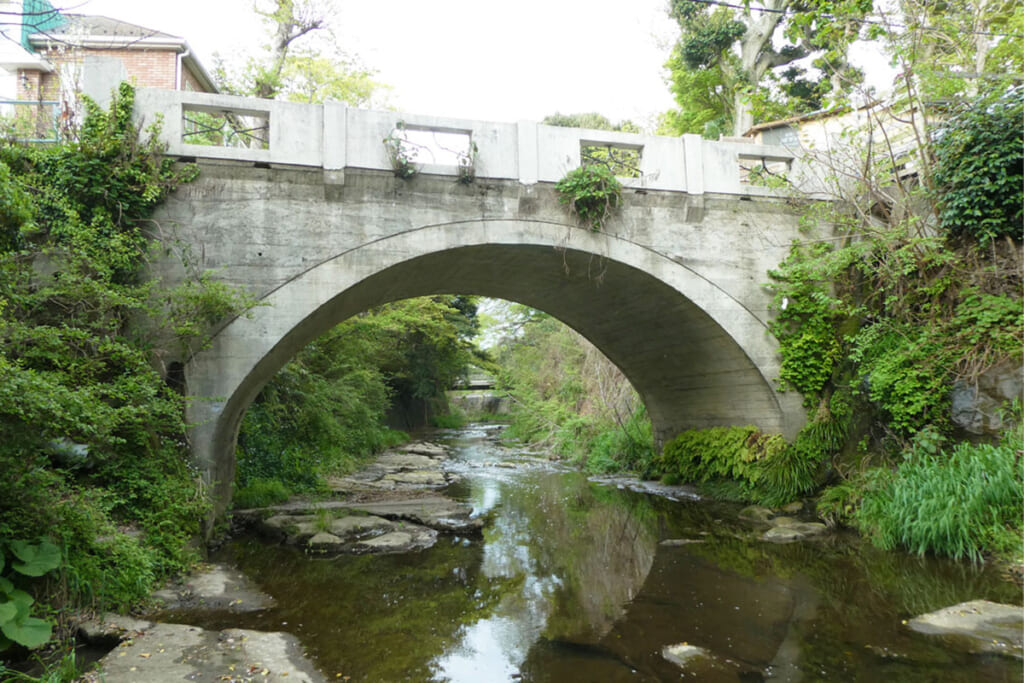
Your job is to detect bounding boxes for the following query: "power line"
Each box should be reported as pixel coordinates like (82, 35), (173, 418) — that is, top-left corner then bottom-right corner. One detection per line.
(680, 0), (1024, 39)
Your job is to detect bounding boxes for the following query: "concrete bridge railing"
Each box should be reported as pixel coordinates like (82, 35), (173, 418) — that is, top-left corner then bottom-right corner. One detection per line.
(134, 89), (820, 197)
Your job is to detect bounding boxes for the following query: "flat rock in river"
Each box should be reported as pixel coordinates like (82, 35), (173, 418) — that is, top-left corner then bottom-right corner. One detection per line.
(256, 512), (439, 554)
(150, 563), (276, 611)
(397, 442), (448, 458)
(375, 453), (439, 469)
(80, 623), (325, 683)
(354, 528), (437, 553)
(908, 600), (1023, 658)
(325, 441), (457, 494)
(761, 516), (829, 543)
(383, 470), (448, 486)
(336, 495), (483, 533)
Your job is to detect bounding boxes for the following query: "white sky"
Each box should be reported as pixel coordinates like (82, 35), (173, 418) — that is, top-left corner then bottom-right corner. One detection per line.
(77, 0), (681, 125)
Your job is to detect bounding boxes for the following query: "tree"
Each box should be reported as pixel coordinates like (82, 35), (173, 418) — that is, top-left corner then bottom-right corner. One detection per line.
(663, 0), (871, 138)
(883, 0), (1023, 105)
(216, 0), (387, 106)
(250, 0), (329, 99)
(542, 112), (639, 132)
(280, 51), (386, 105)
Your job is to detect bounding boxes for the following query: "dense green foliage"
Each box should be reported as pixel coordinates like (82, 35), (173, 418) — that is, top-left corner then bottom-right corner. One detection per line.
(0, 540), (61, 651)
(857, 427), (1024, 563)
(931, 88), (1023, 246)
(661, 0), (870, 137)
(764, 84), (1022, 561)
(0, 85), (249, 652)
(234, 296), (483, 502)
(492, 308), (653, 473)
(648, 424), (830, 507)
(554, 165), (622, 231)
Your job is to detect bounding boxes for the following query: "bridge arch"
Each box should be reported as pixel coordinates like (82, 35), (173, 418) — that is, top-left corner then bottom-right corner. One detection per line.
(185, 219), (804, 517)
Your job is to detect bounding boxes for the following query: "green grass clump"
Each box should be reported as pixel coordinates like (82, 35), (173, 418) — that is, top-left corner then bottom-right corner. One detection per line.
(430, 413), (466, 429)
(233, 479), (290, 509)
(856, 428), (1024, 562)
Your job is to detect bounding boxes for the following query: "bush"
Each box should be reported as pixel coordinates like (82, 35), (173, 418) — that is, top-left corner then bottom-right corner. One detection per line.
(856, 427), (1024, 562)
(652, 426), (787, 498)
(555, 164), (622, 230)
(0, 85), (238, 636)
(932, 87), (1023, 246)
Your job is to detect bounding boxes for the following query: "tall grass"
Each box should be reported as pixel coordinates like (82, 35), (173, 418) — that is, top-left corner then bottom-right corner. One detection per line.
(857, 428), (1024, 562)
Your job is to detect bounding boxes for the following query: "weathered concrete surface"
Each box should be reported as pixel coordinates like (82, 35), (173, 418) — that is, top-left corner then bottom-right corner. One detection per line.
(151, 563), (275, 611)
(77, 614), (155, 647)
(147, 160), (817, 521)
(80, 623), (325, 683)
(908, 600), (1023, 658)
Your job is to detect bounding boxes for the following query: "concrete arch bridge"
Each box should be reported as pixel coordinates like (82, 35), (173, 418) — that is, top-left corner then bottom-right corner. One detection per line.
(135, 89), (827, 517)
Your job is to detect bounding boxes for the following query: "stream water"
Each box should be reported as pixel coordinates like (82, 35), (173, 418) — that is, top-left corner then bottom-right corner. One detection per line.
(184, 424), (1021, 681)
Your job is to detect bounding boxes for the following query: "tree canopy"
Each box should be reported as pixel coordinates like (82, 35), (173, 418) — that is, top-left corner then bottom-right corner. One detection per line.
(661, 0), (871, 138)
(215, 0), (388, 106)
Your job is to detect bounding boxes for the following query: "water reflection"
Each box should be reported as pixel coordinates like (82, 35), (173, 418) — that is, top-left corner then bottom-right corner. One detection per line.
(433, 429), (658, 680)
(175, 425), (1021, 682)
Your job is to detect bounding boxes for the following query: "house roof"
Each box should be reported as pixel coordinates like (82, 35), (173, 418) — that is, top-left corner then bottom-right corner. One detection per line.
(28, 15), (217, 93)
(32, 14), (183, 46)
(742, 100), (883, 138)
(743, 107), (853, 137)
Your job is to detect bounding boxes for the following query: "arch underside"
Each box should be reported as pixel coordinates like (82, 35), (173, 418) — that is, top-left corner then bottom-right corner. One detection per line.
(186, 222), (802, 516)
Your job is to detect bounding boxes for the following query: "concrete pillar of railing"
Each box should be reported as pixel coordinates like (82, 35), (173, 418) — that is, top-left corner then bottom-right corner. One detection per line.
(682, 133), (706, 221)
(323, 102), (348, 182)
(517, 120), (538, 185)
(135, 89), (183, 155)
(682, 134), (704, 196)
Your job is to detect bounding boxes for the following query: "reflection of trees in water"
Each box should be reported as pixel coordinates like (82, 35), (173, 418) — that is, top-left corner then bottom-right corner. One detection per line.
(483, 470), (658, 643)
(220, 537), (502, 682)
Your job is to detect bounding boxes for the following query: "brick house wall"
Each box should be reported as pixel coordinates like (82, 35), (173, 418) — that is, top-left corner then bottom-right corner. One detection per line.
(27, 47), (198, 92)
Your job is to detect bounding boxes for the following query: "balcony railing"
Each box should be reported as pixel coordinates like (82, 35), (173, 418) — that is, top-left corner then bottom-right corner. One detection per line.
(0, 100), (60, 143)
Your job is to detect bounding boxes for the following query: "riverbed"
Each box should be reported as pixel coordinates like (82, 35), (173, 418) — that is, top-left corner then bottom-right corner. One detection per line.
(169, 424), (1022, 681)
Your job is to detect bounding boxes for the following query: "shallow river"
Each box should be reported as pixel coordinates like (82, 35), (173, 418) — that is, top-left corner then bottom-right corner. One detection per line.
(189, 424), (1020, 681)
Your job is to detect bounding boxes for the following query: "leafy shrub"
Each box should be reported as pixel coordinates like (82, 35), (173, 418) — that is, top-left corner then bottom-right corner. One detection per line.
(584, 407), (654, 474)
(0, 84), (243, 644)
(816, 481), (862, 528)
(856, 427), (1024, 562)
(0, 540), (61, 651)
(766, 241), (848, 402)
(651, 418), (843, 506)
(652, 426), (787, 497)
(932, 87), (1023, 246)
(555, 164), (622, 230)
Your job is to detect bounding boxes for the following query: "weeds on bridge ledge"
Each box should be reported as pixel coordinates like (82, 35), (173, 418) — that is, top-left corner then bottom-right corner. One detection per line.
(383, 121), (420, 179)
(455, 141), (478, 185)
(555, 164), (622, 231)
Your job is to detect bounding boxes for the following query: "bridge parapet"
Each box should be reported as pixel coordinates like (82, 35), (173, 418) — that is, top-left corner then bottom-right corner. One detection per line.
(134, 88), (822, 198)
